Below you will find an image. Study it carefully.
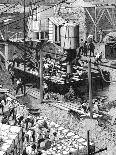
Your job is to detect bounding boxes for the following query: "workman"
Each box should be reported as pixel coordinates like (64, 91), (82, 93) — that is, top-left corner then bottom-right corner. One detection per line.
(89, 41), (95, 57)
(83, 41), (88, 56)
(79, 39), (84, 55)
(95, 52), (102, 63)
(16, 78), (23, 94)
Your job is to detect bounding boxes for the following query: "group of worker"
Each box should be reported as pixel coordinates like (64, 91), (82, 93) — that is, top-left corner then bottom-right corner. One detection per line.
(79, 38), (102, 64)
(79, 39), (95, 57)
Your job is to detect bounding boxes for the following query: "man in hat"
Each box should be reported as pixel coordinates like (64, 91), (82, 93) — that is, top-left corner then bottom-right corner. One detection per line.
(79, 39), (84, 55)
(89, 41), (95, 57)
(16, 78), (23, 94)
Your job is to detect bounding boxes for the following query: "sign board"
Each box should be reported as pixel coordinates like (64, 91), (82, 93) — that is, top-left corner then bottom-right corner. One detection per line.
(105, 43), (116, 60)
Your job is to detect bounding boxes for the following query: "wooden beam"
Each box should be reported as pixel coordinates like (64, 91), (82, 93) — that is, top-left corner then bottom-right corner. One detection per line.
(96, 6), (115, 9)
(102, 29), (116, 32)
(104, 12), (113, 26)
(106, 8), (114, 26)
(0, 31), (4, 40)
(95, 6), (97, 41)
(85, 8), (96, 26)
(96, 8), (102, 21)
(96, 9), (106, 25)
(112, 8), (115, 28)
(84, 5), (115, 9)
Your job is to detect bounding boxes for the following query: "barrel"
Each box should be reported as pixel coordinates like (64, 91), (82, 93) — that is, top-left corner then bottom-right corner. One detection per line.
(60, 23), (79, 50)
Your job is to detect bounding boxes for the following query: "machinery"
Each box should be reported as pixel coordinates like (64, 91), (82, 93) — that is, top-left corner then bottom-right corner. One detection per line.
(60, 23), (79, 73)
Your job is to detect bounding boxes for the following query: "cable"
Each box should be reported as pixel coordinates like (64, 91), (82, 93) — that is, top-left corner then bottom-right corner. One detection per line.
(0, 0), (67, 31)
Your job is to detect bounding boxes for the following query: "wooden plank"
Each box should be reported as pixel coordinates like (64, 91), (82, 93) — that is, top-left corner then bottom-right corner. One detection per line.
(6, 93), (16, 100)
(0, 88), (9, 93)
(49, 32), (53, 35)
(49, 25), (53, 29)
(49, 28), (53, 31)
(49, 27), (53, 29)
(85, 8), (96, 26)
(49, 31), (53, 34)
(15, 94), (24, 98)
(49, 29), (53, 32)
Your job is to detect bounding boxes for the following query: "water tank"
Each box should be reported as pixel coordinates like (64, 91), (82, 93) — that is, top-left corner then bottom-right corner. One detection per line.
(61, 23), (79, 50)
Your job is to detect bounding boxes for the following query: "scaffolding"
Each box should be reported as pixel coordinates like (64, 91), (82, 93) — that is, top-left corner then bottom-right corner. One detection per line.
(83, 1), (116, 41)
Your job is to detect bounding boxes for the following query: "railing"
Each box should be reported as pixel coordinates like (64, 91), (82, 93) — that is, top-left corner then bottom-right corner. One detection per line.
(9, 32), (24, 42)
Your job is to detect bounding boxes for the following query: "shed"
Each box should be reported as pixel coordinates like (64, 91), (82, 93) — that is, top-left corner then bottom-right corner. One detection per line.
(49, 17), (66, 44)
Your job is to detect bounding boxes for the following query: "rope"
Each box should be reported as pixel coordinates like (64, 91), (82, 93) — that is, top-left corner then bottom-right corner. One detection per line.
(97, 64), (116, 83)
(91, 55), (115, 83)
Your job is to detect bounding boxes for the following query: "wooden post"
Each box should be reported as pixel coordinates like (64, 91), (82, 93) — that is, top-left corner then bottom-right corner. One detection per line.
(24, 0), (26, 95)
(40, 41), (43, 103)
(94, 6), (97, 42)
(5, 24), (8, 70)
(88, 58), (93, 119)
(87, 130), (90, 155)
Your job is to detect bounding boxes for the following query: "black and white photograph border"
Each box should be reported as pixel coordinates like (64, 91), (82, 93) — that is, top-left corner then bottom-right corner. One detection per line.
(0, 0), (116, 155)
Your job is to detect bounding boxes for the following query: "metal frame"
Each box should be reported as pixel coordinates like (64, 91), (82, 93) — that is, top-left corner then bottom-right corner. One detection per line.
(84, 4), (116, 41)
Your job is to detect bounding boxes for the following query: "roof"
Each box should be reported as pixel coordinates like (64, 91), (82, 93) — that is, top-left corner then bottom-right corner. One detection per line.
(0, 4), (29, 13)
(49, 16), (66, 26)
(69, 0), (116, 8)
(40, 0), (65, 6)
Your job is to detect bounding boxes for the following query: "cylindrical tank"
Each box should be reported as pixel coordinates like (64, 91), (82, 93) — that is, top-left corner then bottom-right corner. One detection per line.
(60, 23), (79, 50)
